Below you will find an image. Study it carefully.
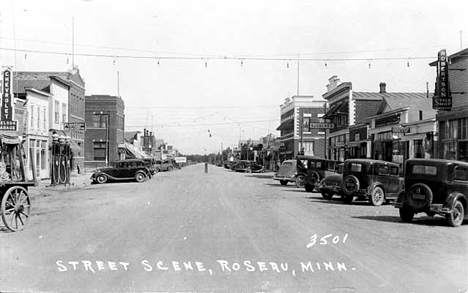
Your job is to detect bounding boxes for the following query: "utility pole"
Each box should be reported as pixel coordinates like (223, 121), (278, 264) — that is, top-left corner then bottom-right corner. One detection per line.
(72, 17), (75, 69)
(296, 54), (300, 96)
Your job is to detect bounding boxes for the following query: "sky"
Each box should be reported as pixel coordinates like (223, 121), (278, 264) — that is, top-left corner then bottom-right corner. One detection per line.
(0, 0), (467, 154)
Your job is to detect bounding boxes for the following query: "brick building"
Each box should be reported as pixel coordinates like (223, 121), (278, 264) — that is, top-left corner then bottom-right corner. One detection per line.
(84, 95), (125, 170)
(276, 95), (326, 161)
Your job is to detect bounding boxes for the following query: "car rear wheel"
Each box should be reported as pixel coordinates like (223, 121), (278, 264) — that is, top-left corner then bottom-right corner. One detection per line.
(370, 186), (385, 206)
(399, 207), (414, 222)
(135, 172), (146, 183)
(342, 194), (354, 204)
(447, 200), (465, 227)
(321, 191), (334, 200)
(280, 180), (288, 186)
(96, 174), (107, 184)
(295, 174), (306, 188)
(304, 184), (314, 193)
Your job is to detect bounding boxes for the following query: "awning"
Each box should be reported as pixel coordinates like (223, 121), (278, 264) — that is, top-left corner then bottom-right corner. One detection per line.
(323, 101), (349, 119)
(69, 140), (81, 153)
(118, 142), (149, 159)
(347, 140), (367, 147)
(276, 119), (294, 131)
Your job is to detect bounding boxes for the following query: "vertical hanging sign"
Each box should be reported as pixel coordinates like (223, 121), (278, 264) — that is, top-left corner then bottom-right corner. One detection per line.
(0, 68), (18, 131)
(433, 49), (452, 110)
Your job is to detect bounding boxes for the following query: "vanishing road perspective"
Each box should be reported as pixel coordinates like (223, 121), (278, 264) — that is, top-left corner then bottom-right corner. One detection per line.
(1, 164), (467, 293)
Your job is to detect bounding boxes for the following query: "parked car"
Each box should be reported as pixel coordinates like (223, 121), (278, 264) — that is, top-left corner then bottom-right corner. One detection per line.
(341, 159), (403, 206)
(224, 161), (237, 169)
(273, 160), (298, 186)
(233, 160), (264, 173)
(142, 157), (158, 176)
(299, 155), (342, 193)
(395, 159), (468, 227)
(317, 163), (344, 199)
(155, 160), (175, 172)
(90, 159), (151, 184)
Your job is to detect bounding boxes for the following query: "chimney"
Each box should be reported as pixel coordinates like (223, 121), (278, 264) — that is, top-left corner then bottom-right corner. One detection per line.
(379, 82), (387, 93)
(326, 76), (341, 92)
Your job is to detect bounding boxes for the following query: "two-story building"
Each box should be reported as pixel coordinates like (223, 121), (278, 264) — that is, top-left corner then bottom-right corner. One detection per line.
(276, 95), (326, 161)
(430, 48), (468, 161)
(84, 95), (125, 170)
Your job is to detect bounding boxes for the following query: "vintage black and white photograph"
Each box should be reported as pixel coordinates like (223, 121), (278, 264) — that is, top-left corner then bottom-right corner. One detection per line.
(0, 0), (467, 292)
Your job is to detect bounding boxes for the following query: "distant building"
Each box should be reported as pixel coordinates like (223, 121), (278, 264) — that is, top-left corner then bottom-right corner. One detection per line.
(84, 95), (125, 170)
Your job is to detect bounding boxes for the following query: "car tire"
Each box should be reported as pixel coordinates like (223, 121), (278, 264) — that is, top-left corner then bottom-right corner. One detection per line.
(407, 183), (433, 211)
(321, 191), (334, 200)
(96, 174), (107, 184)
(304, 184), (314, 193)
(280, 180), (288, 186)
(342, 194), (354, 204)
(447, 200), (465, 227)
(399, 207), (414, 223)
(308, 171), (321, 186)
(370, 186), (385, 206)
(342, 175), (359, 196)
(295, 174), (306, 188)
(135, 172), (146, 183)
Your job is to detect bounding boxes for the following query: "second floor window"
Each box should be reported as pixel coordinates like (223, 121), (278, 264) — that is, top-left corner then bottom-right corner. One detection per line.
(62, 103), (67, 124)
(54, 101), (60, 124)
(30, 105), (34, 128)
(92, 114), (108, 128)
(37, 107), (40, 129)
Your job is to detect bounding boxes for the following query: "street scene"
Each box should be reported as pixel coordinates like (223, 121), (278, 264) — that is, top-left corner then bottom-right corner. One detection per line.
(1, 0), (468, 292)
(1, 164), (467, 292)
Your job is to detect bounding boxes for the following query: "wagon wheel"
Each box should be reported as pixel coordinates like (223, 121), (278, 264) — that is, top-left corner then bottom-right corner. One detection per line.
(1, 186), (31, 232)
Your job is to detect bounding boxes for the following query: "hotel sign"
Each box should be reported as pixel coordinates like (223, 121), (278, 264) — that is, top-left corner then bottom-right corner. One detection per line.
(1, 68), (18, 131)
(433, 49), (452, 110)
(309, 123), (335, 129)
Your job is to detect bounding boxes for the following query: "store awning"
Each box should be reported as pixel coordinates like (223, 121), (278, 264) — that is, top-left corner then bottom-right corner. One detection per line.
(118, 142), (149, 159)
(276, 119), (294, 131)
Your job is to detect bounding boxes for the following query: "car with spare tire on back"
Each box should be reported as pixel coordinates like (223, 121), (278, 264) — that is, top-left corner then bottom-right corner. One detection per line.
(340, 159), (403, 206)
(395, 158), (468, 227)
(299, 155), (342, 193)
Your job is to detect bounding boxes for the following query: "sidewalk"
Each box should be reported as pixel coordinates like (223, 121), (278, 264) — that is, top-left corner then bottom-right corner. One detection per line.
(29, 172), (92, 195)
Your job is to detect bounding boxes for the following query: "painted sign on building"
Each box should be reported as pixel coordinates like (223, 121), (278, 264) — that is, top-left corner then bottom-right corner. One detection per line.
(0, 68), (18, 131)
(433, 49), (452, 110)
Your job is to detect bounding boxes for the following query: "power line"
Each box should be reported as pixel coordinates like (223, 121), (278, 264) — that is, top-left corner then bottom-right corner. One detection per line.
(0, 46), (436, 63)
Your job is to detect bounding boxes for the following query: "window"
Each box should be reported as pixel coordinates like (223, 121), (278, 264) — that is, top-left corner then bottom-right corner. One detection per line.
(377, 165), (390, 176)
(54, 101), (60, 123)
(37, 107), (40, 129)
(414, 140), (424, 158)
(454, 166), (468, 181)
(93, 142), (106, 161)
(43, 108), (47, 129)
(349, 163), (363, 173)
(62, 103), (67, 123)
(412, 165), (437, 175)
(92, 114), (108, 128)
(390, 166), (399, 176)
(30, 105), (34, 128)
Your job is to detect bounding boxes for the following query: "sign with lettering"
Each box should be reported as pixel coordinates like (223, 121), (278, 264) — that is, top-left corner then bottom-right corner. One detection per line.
(64, 122), (86, 131)
(1, 68), (17, 131)
(391, 126), (410, 133)
(433, 49), (452, 110)
(309, 123), (334, 129)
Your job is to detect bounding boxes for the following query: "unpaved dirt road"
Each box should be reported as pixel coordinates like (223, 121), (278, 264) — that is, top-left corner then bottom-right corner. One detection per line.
(1, 163), (467, 292)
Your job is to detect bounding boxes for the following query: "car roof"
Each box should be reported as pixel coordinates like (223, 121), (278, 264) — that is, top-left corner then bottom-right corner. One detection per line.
(345, 158), (399, 166)
(407, 158), (468, 167)
(113, 159), (145, 163)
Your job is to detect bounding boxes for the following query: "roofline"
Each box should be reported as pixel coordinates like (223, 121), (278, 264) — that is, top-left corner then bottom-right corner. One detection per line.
(429, 47), (468, 66)
(25, 87), (53, 97)
(366, 106), (410, 120)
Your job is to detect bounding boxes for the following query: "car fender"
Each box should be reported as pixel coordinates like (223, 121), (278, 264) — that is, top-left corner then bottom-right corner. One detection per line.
(444, 192), (468, 214)
(369, 182), (385, 195)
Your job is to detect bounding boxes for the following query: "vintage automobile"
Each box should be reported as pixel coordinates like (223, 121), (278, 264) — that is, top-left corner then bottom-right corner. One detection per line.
(300, 156), (342, 193)
(91, 159), (151, 184)
(155, 159), (175, 172)
(395, 159), (468, 227)
(273, 159), (302, 186)
(233, 160), (265, 173)
(316, 163), (344, 199)
(142, 157), (158, 176)
(341, 159), (403, 206)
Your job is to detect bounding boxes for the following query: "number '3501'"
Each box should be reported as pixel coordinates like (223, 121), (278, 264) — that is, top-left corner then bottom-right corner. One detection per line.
(306, 234), (348, 248)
